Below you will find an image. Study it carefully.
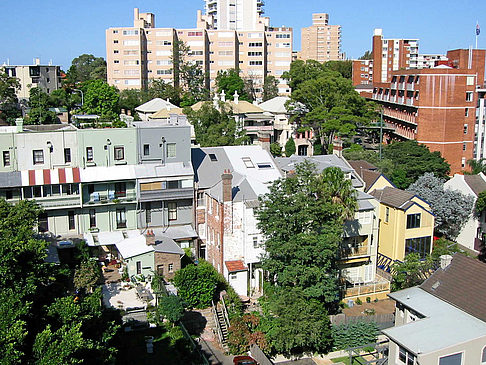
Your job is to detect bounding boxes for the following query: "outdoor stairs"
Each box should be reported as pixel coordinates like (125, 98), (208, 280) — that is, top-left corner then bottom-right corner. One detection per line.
(215, 303), (229, 350)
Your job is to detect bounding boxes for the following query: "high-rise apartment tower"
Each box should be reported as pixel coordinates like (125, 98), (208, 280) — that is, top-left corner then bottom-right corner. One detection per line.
(299, 13), (343, 62)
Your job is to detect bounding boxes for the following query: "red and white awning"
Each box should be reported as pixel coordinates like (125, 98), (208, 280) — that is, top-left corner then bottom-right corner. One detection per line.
(21, 167), (81, 186)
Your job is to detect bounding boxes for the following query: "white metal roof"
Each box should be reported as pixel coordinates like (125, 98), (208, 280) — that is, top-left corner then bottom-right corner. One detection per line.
(135, 98), (178, 113)
(116, 234), (154, 259)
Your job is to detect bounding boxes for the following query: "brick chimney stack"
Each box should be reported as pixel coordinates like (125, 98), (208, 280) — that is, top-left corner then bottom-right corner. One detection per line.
(332, 136), (343, 157)
(221, 169), (233, 202)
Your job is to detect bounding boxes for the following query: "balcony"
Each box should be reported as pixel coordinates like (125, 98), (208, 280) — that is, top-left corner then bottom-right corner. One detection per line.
(244, 125), (274, 133)
(36, 195), (81, 209)
(85, 191), (136, 205)
(343, 279), (391, 299)
(139, 187), (193, 202)
(340, 244), (370, 259)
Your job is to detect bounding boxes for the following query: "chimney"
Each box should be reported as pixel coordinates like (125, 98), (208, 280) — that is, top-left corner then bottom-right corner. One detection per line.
(220, 90), (226, 102)
(233, 90), (239, 104)
(134, 7), (140, 21)
(258, 131), (271, 152)
(15, 118), (23, 133)
(332, 136), (343, 157)
(221, 169), (233, 202)
(213, 93), (219, 108)
(440, 254), (453, 269)
(34, 57), (40, 66)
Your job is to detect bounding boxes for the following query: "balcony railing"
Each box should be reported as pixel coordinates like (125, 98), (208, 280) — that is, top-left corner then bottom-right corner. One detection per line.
(340, 245), (370, 258)
(343, 280), (391, 299)
(37, 195), (81, 209)
(86, 191), (136, 204)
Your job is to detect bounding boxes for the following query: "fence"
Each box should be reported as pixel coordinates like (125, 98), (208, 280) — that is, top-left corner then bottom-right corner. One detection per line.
(330, 313), (395, 330)
(179, 323), (210, 365)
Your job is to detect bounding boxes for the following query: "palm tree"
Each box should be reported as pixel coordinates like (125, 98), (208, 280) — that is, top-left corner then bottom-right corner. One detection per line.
(466, 158), (486, 175)
(314, 167), (358, 222)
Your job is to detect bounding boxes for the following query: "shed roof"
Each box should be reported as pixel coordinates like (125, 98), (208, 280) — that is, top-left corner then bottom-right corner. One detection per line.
(463, 174), (486, 196)
(225, 260), (247, 273)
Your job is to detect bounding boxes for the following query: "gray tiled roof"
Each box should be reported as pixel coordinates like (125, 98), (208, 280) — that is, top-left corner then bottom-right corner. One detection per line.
(420, 253), (486, 323)
(464, 175), (486, 196)
(370, 186), (416, 210)
(153, 236), (185, 255)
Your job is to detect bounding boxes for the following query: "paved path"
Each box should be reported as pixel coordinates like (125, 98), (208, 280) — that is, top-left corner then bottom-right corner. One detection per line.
(199, 338), (234, 365)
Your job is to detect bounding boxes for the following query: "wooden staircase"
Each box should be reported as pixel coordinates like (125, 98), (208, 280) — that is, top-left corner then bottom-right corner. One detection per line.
(212, 300), (230, 351)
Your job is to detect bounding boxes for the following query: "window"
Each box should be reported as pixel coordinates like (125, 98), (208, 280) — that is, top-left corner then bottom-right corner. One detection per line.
(167, 143), (176, 158)
(248, 52), (263, 56)
(136, 261), (141, 275)
(145, 202), (151, 224)
(38, 212), (48, 232)
(464, 124), (468, 134)
(89, 209), (96, 228)
(463, 143), (467, 151)
(168, 263), (174, 272)
(462, 157), (466, 168)
(249, 61), (263, 66)
(60, 148), (70, 165)
(385, 207), (390, 223)
(114, 146), (124, 161)
(62, 184), (79, 195)
(68, 211), (75, 230)
(143, 144), (150, 156)
(439, 352), (462, 365)
(398, 346), (416, 365)
(33, 150), (44, 165)
(276, 34), (291, 38)
(168, 180), (179, 189)
(209, 153), (217, 162)
(249, 42), (263, 47)
(123, 30), (138, 35)
(253, 236), (258, 248)
(116, 208), (127, 228)
(115, 182), (126, 198)
(168, 202), (177, 221)
(406, 213), (421, 229)
(3, 151), (10, 166)
(466, 92), (473, 102)
(86, 147), (93, 162)
(405, 236), (432, 258)
(188, 31), (203, 36)
(465, 108), (469, 117)
(257, 163), (272, 169)
(242, 157), (254, 168)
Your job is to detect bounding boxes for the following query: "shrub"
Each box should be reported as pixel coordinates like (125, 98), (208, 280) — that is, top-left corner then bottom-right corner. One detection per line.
(332, 320), (379, 350)
(355, 298), (362, 305)
(366, 297), (371, 303)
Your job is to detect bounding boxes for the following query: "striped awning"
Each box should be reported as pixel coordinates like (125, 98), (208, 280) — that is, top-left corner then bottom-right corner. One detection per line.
(21, 167), (81, 186)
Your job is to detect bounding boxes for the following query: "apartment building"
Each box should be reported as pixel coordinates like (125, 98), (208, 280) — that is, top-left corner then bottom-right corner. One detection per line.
(298, 13), (343, 62)
(352, 59), (373, 86)
(371, 48), (486, 174)
(106, 5), (292, 97)
(372, 28), (419, 84)
(3, 58), (62, 99)
(0, 119), (196, 255)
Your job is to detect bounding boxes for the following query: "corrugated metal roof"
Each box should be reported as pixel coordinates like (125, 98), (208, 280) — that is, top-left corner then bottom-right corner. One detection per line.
(116, 234), (153, 259)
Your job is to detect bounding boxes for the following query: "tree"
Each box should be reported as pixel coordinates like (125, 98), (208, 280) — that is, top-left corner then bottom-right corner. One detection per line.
(172, 41), (208, 106)
(256, 162), (357, 304)
(228, 313), (267, 355)
(323, 60), (353, 79)
(407, 173), (474, 239)
(383, 141), (450, 189)
(260, 287), (332, 356)
(74, 259), (101, 292)
(391, 253), (434, 291)
(262, 76), (279, 101)
(285, 137), (296, 156)
(0, 68), (21, 125)
(270, 142), (282, 157)
(285, 60), (376, 149)
(157, 295), (185, 326)
(25, 87), (59, 125)
(146, 79), (181, 106)
(185, 102), (249, 147)
(172, 260), (219, 309)
(358, 50), (373, 60)
(66, 54), (107, 84)
(81, 79), (120, 121)
(48, 88), (82, 123)
(466, 158), (486, 175)
(476, 190), (486, 215)
(215, 69), (250, 102)
(332, 320), (379, 350)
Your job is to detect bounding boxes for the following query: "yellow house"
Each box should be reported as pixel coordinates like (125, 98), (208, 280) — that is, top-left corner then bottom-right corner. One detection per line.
(370, 186), (435, 271)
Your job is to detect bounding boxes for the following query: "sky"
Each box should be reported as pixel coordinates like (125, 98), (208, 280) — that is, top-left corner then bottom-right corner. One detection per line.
(0, 0), (485, 70)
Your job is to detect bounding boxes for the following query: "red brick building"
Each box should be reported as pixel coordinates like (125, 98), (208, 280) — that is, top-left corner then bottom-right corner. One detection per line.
(371, 49), (486, 174)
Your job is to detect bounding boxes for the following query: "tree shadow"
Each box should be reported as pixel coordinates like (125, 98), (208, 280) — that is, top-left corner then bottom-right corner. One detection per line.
(181, 310), (207, 337)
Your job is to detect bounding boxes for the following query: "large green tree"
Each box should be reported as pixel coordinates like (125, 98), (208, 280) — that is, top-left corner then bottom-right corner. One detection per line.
(262, 75), (279, 102)
(0, 68), (21, 124)
(383, 141), (450, 189)
(285, 60), (376, 149)
(25, 87), (59, 125)
(185, 102), (249, 147)
(81, 79), (120, 121)
(66, 54), (107, 84)
(323, 60), (353, 79)
(215, 69), (251, 102)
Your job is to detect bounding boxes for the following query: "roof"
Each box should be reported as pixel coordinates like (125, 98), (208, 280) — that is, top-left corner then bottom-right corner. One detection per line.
(0, 171), (21, 188)
(420, 253), (486, 323)
(153, 225), (198, 241)
(135, 98), (178, 113)
(225, 260), (247, 273)
(116, 234), (154, 259)
(348, 160), (378, 171)
(258, 96), (290, 114)
(383, 286), (486, 355)
(463, 174), (486, 196)
(191, 100), (264, 114)
(356, 190), (376, 211)
(370, 186), (417, 210)
(192, 146), (282, 202)
(149, 107), (184, 119)
(153, 236), (185, 255)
